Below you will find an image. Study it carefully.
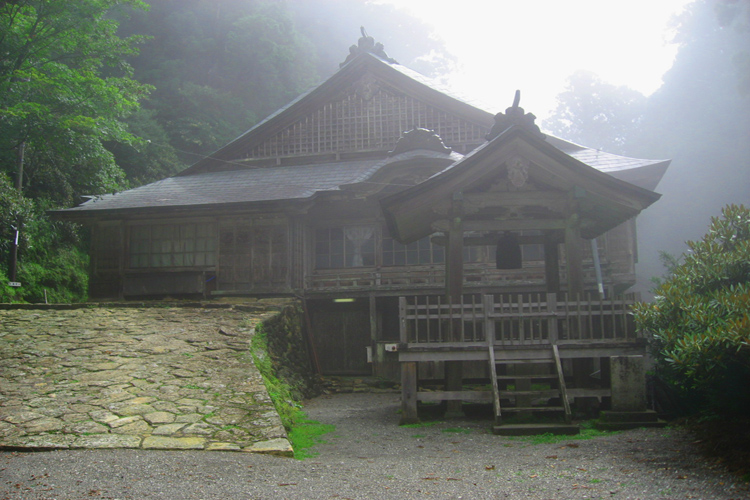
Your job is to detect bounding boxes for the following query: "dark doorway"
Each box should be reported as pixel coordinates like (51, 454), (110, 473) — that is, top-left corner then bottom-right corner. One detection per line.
(309, 299), (371, 375)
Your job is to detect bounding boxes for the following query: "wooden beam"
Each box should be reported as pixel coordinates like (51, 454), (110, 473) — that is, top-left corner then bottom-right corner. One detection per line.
(432, 219), (566, 233)
(463, 191), (568, 210)
(431, 233), (561, 247)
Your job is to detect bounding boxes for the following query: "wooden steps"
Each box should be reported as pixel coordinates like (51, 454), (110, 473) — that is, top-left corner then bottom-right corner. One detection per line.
(489, 343), (578, 435)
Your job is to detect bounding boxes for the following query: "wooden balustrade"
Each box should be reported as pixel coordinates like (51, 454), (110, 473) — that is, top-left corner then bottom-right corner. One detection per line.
(399, 292), (641, 345)
(306, 262), (611, 292)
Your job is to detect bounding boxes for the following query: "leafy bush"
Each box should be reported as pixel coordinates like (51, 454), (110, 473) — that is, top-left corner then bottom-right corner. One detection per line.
(1, 174), (89, 303)
(633, 204), (750, 415)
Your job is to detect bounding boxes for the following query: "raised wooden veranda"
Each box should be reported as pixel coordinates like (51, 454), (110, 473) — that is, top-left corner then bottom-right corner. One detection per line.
(397, 292), (645, 427)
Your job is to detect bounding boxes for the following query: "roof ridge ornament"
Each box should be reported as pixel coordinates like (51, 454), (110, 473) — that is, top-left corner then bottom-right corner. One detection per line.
(389, 127), (452, 156)
(340, 27), (398, 67)
(485, 90), (545, 141)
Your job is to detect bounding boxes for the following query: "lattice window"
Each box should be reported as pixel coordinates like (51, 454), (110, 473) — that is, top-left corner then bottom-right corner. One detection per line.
(129, 223), (216, 269)
(380, 233), (485, 266)
(245, 80), (487, 158)
(382, 235), (443, 266)
(93, 224), (121, 272)
(218, 222), (288, 289)
(315, 226), (376, 269)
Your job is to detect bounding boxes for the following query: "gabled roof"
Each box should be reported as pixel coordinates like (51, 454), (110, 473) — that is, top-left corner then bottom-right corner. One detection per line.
(381, 123), (664, 242)
(180, 52), (492, 176)
(54, 37), (669, 221)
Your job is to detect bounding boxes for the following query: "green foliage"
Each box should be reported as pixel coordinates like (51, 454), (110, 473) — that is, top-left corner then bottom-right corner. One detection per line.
(117, 0), (320, 163)
(0, 174), (88, 303)
(250, 323), (300, 429)
(250, 321), (333, 459)
(633, 204), (750, 415)
(508, 425), (616, 446)
(287, 414), (335, 460)
(0, 0), (152, 205)
(107, 107), (181, 186)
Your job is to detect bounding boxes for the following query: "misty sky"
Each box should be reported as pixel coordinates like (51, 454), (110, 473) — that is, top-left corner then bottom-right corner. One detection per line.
(380, 0), (693, 118)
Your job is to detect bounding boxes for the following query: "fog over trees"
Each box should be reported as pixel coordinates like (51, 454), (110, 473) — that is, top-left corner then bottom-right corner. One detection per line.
(544, 0), (750, 290)
(113, 0), (453, 184)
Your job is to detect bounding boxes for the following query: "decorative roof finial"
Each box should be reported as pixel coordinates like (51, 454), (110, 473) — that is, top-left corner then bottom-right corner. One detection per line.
(340, 28), (398, 67)
(389, 128), (452, 156)
(485, 90), (545, 141)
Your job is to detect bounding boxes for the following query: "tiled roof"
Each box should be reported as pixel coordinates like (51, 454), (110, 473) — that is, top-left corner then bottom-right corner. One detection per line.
(60, 150), (457, 213)
(544, 136), (666, 173)
(64, 160), (379, 212)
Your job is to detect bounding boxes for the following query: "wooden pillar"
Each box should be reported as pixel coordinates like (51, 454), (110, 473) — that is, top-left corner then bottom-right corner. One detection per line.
(369, 294), (377, 342)
(445, 218), (464, 302)
(544, 233), (560, 293)
(444, 194), (464, 416)
(369, 294), (377, 376)
(564, 214), (584, 295)
(400, 361), (419, 424)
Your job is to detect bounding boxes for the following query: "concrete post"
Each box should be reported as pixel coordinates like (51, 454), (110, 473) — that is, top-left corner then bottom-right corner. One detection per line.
(610, 355), (647, 412)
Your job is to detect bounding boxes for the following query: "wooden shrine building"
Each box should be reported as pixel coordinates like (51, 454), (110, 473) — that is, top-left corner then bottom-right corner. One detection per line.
(56, 33), (669, 427)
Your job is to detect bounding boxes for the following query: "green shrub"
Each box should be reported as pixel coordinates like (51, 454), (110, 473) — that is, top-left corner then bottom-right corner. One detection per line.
(1, 174), (89, 303)
(250, 321), (333, 459)
(633, 204), (750, 416)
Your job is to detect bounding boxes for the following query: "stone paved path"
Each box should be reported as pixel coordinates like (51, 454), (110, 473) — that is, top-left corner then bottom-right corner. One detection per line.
(0, 304), (292, 455)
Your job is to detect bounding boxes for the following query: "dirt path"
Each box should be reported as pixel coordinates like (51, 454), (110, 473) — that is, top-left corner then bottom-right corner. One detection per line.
(1, 392), (746, 499)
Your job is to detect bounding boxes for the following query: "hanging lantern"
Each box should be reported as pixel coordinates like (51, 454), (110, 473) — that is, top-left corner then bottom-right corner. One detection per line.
(496, 232), (522, 269)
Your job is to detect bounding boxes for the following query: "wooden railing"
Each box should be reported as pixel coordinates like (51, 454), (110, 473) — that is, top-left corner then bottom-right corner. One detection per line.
(306, 264), (608, 291)
(399, 292), (641, 345)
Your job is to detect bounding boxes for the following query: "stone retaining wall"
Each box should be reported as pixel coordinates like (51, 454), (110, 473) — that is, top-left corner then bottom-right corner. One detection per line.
(0, 300), (298, 454)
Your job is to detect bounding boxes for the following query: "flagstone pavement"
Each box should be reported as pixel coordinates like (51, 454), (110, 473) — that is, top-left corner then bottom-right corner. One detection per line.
(0, 303), (293, 455)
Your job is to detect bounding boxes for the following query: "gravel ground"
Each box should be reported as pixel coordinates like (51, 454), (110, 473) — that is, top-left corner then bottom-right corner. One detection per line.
(1, 392), (747, 500)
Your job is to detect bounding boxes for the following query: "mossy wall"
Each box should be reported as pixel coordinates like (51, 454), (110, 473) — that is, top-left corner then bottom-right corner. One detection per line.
(259, 301), (321, 400)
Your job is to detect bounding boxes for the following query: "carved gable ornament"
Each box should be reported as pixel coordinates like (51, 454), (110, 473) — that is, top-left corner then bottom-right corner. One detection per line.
(355, 74), (381, 101)
(507, 156), (530, 189)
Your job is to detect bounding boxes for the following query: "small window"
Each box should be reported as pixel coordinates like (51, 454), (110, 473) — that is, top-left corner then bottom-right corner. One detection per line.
(382, 235), (444, 266)
(315, 226), (375, 268)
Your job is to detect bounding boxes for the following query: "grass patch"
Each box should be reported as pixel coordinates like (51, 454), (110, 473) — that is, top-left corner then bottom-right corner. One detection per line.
(250, 322), (334, 459)
(508, 422), (617, 445)
(250, 323), (301, 429)
(287, 413), (335, 460)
